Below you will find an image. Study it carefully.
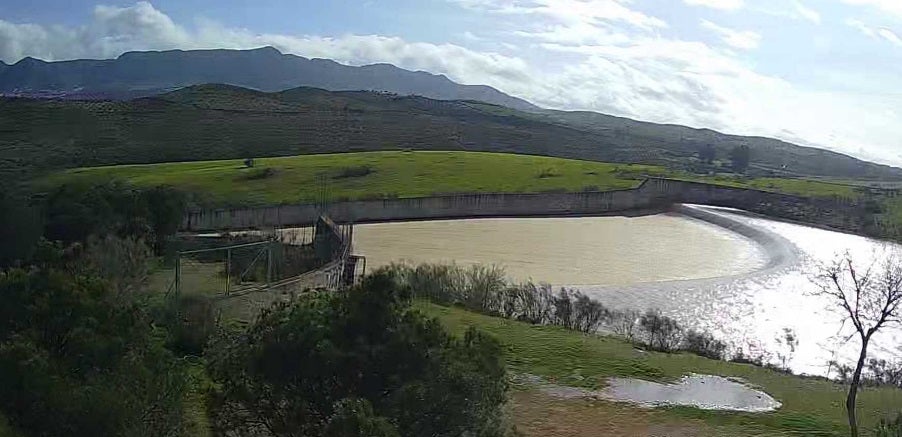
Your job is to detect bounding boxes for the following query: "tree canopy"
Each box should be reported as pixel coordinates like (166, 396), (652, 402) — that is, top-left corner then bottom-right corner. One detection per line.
(207, 273), (509, 436)
(0, 266), (189, 437)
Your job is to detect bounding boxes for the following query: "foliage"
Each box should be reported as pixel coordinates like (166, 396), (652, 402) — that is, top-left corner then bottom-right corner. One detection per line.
(323, 399), (400, 437)
(775, 328), (800, 371)
(42, 182), (185, 252)
(159, 294), (217, 356)
(0, 267), (189, 437)
(333, 165), (374, 179)
(386, 263), (752, 367)
(866, 359), (902, 388)
(76, 234), (152, 295)
(640, 310), (683, 352)
(239, 167), (276, 181)
(207, 273), (509, 437)
(682, 329), (728, 360)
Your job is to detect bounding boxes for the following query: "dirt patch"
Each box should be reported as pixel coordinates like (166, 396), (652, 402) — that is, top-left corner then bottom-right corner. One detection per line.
(510, 390), (742, 437)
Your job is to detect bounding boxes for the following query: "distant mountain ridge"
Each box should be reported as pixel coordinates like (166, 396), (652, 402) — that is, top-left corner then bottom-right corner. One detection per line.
(0, 46), (538, 111)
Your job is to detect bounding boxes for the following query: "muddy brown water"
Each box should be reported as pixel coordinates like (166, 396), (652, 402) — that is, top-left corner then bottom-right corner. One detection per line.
(348, 207), (902, 376)
(354, 214), (767, 286)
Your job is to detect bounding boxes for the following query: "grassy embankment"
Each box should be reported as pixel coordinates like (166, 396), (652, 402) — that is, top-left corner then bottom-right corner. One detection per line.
(418, 302), (902, 436)
(40, 150), (863, 207)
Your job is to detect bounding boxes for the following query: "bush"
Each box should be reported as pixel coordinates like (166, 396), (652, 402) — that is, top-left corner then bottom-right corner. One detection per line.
(163, 294), (217, 356)
(207, 273), (508, 436)
(639, 310), (682, 352)
(537, 168), (559, 179)
(0, 267), (189, 436)
(385, 263), (737, 362)
(682, 330), (727, 360)
(333, 165), (374, 179)
(238, 167), (275, 180)
(43, 182), (185, 253)
(323, 399), (400, 437)
(609, 309), (640, 341)
(77, 234), (151, 296)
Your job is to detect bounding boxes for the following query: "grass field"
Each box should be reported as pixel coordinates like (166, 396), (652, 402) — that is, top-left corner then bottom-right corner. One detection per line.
(40, 151), (864, 207)
(418, 303), (902, 436)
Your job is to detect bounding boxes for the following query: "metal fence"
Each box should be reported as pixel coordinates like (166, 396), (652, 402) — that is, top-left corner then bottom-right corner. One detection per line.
(171, 240), (276, 297)
(167, 220), (362, 299)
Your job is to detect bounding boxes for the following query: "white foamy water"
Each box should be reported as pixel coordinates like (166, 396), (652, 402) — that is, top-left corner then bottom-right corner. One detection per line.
(351, 208), (902, 376)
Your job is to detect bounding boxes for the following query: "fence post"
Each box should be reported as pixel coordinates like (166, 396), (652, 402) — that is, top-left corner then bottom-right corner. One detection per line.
(174, 252), (181, 297)
(226, 247), (231, 295)
(267, 239), (274, 285)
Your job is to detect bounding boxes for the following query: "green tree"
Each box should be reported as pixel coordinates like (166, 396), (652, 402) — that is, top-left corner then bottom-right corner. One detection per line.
(42, 182), (185, 253)
(729, 144), (751, 173)
(0, 267), (189, 437)
(207, 273), (509, 436)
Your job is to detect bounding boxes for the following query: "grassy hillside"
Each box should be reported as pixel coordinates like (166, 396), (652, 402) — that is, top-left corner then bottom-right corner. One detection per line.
(40, 151), (865, 207)
(3, 84), (901, 185)
(421, 303), (902, 436)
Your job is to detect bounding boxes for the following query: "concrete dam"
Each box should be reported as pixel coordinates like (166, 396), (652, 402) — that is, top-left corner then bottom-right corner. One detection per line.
(183, 178), (863, 234)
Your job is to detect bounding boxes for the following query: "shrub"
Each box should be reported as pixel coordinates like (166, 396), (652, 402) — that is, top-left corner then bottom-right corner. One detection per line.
(207, 273), (508, 437)
(682, 330), (727, 360)
(164, 294), (217, 356)
(551, 289), (575, 329)
(609, 309), (640, 341)
(238, 167), (275, 180)
(513, 282), (554, 325)
(334, 165), (374, 179)
(572, 291), (609, 333)
(639, 310), (682, 352)
(537, 168), (559, 179)
(0, 267), (189, 436)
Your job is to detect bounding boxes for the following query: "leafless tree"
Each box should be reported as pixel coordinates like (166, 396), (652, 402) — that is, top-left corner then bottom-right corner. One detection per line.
(813, 251), (902, 437)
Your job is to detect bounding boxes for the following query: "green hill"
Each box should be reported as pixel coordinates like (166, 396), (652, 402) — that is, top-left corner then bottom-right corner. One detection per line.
(41, 151), (862, 208)
(3, 83), (901, 185)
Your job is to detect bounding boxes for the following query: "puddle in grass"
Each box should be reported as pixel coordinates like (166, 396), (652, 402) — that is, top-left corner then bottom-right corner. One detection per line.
(522, 373), (781, 413)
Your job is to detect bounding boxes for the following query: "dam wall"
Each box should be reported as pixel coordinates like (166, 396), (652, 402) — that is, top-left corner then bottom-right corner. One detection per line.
(183, 178), (863, 232)
(184, 187), (658, 231)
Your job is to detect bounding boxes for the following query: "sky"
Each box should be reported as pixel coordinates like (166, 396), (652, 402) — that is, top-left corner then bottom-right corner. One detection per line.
(1, 1), (901, 166)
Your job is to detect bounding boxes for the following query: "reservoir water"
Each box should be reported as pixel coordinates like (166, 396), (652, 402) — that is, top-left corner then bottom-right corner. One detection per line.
(353, 206), (902, 376)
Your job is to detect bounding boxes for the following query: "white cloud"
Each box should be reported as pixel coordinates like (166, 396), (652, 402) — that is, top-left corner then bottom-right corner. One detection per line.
(792, 1), (821, 24)
(683, 0), (744, 11)
(842, 0), (902, 18)
(453, 0), (667, 31)
(847, 18), (902, 47)
(700, 20), (762, 49)
(0, 1), (901, 166)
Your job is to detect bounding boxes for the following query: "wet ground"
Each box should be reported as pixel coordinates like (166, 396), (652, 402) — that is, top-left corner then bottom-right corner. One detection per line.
(517, 373), (781, 413)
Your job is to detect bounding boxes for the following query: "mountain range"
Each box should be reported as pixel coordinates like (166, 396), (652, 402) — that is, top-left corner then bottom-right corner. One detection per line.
(0, 46), (537, 111)
(1, 46), (900, 181)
